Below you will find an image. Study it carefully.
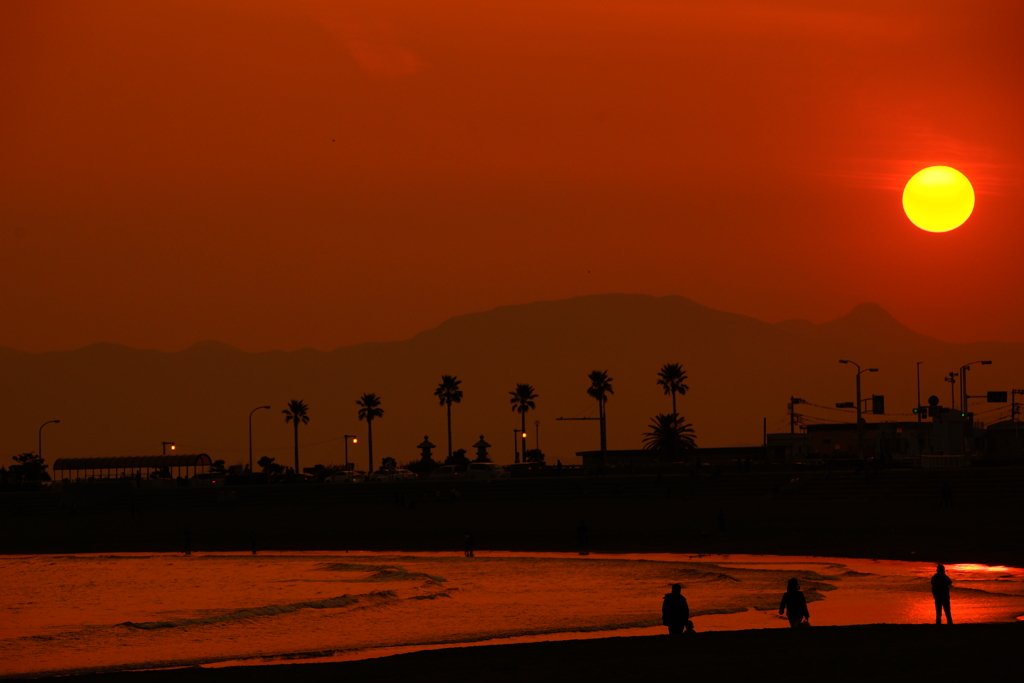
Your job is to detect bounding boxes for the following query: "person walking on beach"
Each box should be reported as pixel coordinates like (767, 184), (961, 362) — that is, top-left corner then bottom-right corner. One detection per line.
(779, 578), (810, 628)
(662, 584), (694, 635)
(931, 564), (953, 624)
(463, 531), (474, 557)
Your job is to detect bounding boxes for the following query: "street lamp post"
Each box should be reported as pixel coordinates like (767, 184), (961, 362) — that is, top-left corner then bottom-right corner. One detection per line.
(959, 361), (992, 456)
(343, 435), (358, 469)
(959, 361), (993, 417)
(840, 360), (878, 460)
(162, 441), (176, 456)
(513, 429), (527, 463)
(39, 420), (60, 462)
(916, 362), (923, 424)
(534, 420), (540, 451)
(249, 405), (271, 478)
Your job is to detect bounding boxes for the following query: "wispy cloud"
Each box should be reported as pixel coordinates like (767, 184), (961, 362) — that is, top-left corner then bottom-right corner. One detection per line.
(819, 128), (1019, 196)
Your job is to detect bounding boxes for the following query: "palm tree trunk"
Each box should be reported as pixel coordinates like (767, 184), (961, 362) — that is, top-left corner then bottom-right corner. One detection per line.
(446, 402), (453, 461)
(293, 421), (299, 474)
(368, 419), (374, 473)
(599, 400), (607, 458)
(671, 390), (677, 417)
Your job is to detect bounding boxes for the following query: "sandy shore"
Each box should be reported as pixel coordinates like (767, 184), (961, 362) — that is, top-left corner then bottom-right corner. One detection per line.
(45, 623), (1023, 682)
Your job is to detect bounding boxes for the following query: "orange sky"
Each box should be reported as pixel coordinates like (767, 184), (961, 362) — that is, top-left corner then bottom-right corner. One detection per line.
(2, 0), (1022, 352)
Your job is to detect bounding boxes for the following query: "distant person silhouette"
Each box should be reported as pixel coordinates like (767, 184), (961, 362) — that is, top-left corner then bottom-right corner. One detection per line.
(931, 564), (953, 624)
(464, 531), (474, 557)
(662, 584), (694, 634)
(779, 578), (810, 628)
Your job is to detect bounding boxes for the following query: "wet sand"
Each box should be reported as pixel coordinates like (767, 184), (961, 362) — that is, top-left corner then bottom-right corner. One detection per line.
(51, 623), (1024, 683)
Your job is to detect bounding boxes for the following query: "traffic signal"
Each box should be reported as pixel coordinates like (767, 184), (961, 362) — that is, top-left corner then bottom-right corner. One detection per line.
(871, 395), (885, 415)
(913, 406), (928, 417)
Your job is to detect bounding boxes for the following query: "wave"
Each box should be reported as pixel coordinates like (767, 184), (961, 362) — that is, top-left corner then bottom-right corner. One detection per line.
(319, 562), (447, 584)
(122, 590), (399, 630)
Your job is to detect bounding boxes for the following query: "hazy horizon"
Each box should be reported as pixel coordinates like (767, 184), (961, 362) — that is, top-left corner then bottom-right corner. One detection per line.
(0, 294), (970, 355)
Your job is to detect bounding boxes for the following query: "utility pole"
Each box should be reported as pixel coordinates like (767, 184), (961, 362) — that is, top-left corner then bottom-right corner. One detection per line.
(945, 372), (957, 410)
(789, 397), (805, 434)
(840, 360), (878, 461)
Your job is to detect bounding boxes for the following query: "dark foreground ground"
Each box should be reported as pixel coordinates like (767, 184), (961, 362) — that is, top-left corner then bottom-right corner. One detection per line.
(47, 623), (1024, 683)
(3, 467), (1023, 566)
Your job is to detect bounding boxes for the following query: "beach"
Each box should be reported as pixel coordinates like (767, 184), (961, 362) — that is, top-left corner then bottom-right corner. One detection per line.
(3, 551), (1022, 679)
(4, 470), (1023, 680)
(42, 623), (1024, 683)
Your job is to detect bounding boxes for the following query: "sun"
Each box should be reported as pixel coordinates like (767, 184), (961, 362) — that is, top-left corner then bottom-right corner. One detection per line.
(902, 166), (975, 233)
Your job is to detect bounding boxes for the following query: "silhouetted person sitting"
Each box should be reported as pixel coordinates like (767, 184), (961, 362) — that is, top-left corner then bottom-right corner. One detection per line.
(779, 578), (810, 628)
(931, 564), (953, 624)
(662, 584), (694, 635)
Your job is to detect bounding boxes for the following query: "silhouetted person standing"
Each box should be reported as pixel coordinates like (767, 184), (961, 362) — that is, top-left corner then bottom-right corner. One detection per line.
(662, 584), (693, 635)
(779, 578), (810, 628)
(464, 531), (474, 557)
(931, 564), (953, 624)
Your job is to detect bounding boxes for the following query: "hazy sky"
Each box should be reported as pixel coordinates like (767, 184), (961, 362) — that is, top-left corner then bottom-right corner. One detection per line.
(3, 0), (1022, 352)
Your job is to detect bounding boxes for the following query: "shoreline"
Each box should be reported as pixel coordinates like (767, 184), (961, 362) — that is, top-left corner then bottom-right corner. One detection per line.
(7, 550), (1023, 680)
(33, 623), (1024, 682)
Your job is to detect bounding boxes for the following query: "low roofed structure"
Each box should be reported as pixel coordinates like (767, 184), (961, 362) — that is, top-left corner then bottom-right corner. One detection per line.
(54, 454), (212, 480)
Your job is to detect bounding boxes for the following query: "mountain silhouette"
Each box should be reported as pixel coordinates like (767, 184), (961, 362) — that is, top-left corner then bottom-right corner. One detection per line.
(2, 294), (1020, 470)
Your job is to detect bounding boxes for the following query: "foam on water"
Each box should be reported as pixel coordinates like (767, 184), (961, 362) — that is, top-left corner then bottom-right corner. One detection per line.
(2, 551), (1022, 677)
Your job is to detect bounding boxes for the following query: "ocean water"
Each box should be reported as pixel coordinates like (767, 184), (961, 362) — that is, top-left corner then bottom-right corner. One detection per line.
(2, 551), (1022, 677)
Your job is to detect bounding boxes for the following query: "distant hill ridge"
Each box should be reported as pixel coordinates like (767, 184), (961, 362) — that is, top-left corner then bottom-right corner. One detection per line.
(2, 294), (1020, 469)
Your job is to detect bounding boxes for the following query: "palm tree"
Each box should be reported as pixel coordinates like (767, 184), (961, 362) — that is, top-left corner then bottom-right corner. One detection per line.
(282, 399), (310, 473)
(356, 393), (384, 474)
(434, 375), (463, 461)
(642, 413), (697, 458)
(586, 370), (614, 457)
(509, 383), (538, 463)
(657, 363), (690, 415)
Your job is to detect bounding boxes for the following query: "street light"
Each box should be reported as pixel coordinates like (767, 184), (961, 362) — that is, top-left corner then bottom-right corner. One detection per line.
(513, 429), (527, 463)
(839, 360), (878, 460)
(39, 420), (60, 462)
(534, 420), (540, 451)
(162, 441), (176, 456)
(959, 361), (993, 416)
(343, 434), (358, 469)
(916, 362), (923, 423)
(249, 405), (271, 478)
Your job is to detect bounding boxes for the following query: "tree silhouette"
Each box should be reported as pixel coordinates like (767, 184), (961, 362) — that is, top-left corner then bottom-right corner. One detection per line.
(587, 371), (614, 457)
(282, 399), (309, 473)
(257, 455), (284, 475)
(10, 452), (48, 481)
(434, 375), (463, 461)
(509, 383), (538, 463)
(657, 363), (690, 415)
(642, 413), (697, 459)
(356, 393), (384, 473)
